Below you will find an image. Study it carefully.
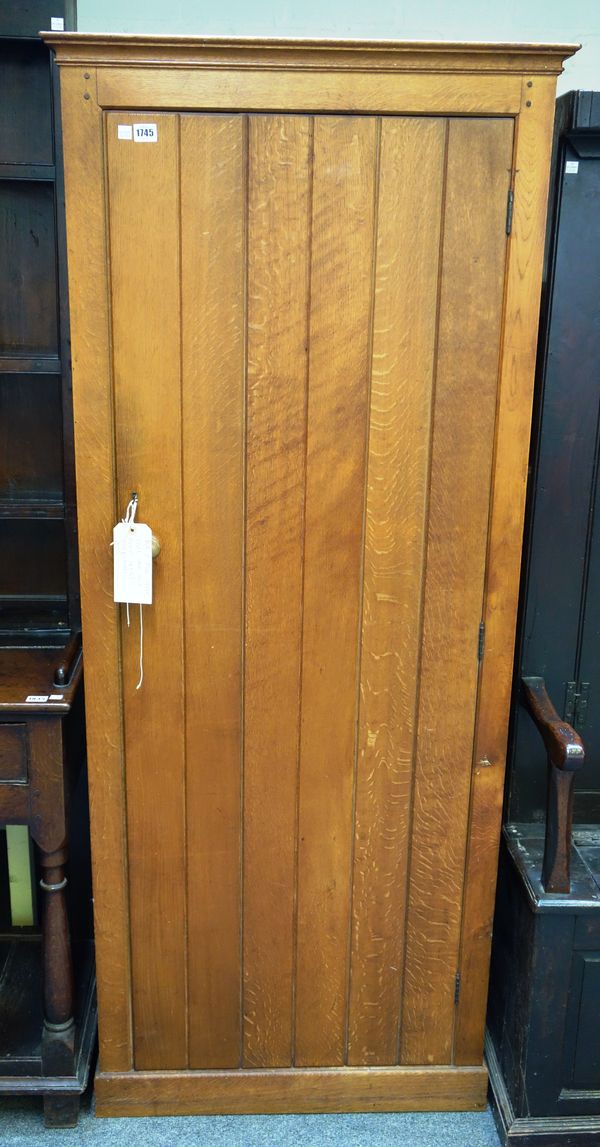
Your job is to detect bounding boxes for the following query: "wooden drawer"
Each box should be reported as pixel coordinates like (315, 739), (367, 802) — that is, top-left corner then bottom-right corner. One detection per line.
(0, 724), (28, 783)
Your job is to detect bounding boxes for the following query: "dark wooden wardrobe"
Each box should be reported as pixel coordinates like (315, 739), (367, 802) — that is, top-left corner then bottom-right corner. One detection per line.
(488, 90), (600, 1147)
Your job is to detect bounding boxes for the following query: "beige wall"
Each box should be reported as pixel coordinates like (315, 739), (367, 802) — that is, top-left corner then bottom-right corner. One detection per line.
(77, 0), (597, 95)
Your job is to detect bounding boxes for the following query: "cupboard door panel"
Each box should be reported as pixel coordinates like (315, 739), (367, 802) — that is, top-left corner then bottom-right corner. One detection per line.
(180, 114), (245, 1071)
(242, 114), (312, 1069)
(347, 116), (447, 1067)
(294, 115), (379, 1068)
(107, 113), (187, 1070)
(400, 117), (513, 1066)
(104, 108), (513, 1075)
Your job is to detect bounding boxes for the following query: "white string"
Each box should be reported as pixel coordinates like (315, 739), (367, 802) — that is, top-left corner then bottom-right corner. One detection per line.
(123, 496), (138, 530)
(136, 604), (144, 690)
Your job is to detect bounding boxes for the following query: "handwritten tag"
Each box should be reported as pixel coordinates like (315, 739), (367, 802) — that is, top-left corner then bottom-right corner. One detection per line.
(113, 522), (153, 605)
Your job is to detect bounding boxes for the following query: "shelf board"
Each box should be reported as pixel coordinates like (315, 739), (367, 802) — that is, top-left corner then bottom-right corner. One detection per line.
(0, 163), (55, 182)
(0, 500), (65, 520)
(0, 354), (61, 375)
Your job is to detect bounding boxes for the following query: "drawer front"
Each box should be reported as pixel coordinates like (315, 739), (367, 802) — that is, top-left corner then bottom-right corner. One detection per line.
(0, 724), (28, 783)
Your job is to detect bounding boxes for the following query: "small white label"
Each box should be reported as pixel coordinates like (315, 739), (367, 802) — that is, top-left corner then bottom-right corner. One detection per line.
(565, 160), (579, 175)
(50, 16), (65, 30)
(26, 695), (49, 703)
(49, 694), (64, 701)
(113, 522), (153, 605)
(117, 124), (133, 141)
(133, 123), (158, 143)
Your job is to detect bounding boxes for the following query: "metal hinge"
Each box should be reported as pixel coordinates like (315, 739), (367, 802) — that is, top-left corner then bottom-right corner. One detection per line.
(454, 972), (461, 1006)
(564, 681), (591, 730)
(478, 621), (485, 661)
(506, 187), (514, 235)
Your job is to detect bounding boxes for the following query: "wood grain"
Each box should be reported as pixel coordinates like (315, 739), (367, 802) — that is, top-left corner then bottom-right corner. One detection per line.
(347, 117), (447, 1066)
(399, 117), (513, 1066)
(454, 79), (558, 1066)
(94, 1064), (487, 1116)
(294, 115), (378, 1068)
(58, 70), (133, 1072)
(243, 115), (311, 1068)
(180, 114), (245, 1070)
(54, 38), (567, 1099)
(96, 69), (524, 118)
(47, 35), (577, 75)
(107, 112), (187, 1070)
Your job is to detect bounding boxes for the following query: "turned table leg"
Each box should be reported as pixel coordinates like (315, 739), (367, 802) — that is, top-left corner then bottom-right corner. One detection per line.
(40, 845), (75, 1030)
(39, 845), (78, 1127)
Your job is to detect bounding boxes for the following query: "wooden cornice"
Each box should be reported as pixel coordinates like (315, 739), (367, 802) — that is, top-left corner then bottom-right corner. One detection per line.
(42, 34), (578, 75)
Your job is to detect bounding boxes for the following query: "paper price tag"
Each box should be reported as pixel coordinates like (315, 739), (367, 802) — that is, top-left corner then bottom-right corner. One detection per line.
(565, 160), (579, 175)
(113, 522), (153, 605)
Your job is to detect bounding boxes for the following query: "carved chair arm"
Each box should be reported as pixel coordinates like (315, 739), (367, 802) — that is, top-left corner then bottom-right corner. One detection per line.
(520, 675), (585, 894)
(521, 676), (585, 772)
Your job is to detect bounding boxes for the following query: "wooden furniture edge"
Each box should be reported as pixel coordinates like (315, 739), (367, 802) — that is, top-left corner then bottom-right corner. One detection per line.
(53, 42), (574, 1081)
(58, 67), (134, 1071)
(94, 1064), (488, 1116)
(43, 33), (578, 74)
(454, 75), (559, 1064)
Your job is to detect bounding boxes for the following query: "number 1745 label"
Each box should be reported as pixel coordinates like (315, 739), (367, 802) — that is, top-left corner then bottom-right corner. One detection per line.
(133, 123), (158, 142)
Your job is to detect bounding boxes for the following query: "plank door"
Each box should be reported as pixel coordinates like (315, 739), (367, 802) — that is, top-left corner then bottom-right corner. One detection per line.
(105, 110), (513, 1072)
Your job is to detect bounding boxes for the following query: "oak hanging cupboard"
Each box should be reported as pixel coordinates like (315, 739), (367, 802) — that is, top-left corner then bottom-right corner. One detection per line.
(45, 33), (577, 1116)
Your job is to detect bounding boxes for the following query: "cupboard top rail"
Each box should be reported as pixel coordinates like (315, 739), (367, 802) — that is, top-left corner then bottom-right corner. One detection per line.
(42, 34), (578, 76)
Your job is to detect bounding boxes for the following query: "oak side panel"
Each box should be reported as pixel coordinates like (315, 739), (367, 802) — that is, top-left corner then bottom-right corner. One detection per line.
(454, 79), (558, 1065)
(96, 69), (522, 117)
(243, 114), (311, 1068)
(295, 115), (378, 1067)
(94, 1064), (487, 1117)
(347, 116), (447, 1066)
(180, 114), (245, 1070)
(400, 117), (513, 1066)
(58, 70), (133, 1071)
(106, 112), (187, 1069)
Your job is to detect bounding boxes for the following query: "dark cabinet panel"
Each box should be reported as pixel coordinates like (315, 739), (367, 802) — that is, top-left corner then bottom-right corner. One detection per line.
(0, 374), (63, 503)
(509, 103), (600, 824)
(0, 41), (52, 165)
(0, 181), (58, 355)
(0, 520), (66, 597)
(0, 27), (79, 641)
(566, 949), (600, 1091)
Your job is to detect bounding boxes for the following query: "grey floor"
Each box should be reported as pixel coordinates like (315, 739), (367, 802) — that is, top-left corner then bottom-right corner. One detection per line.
(0, 1094), (502, 1146)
